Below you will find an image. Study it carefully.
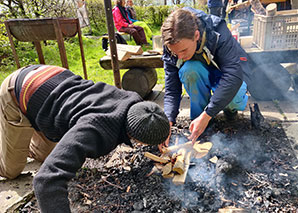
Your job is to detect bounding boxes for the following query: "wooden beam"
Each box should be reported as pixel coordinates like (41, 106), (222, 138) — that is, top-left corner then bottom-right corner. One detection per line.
(99, 55), (163, 70)
(103, 0), (121, 88)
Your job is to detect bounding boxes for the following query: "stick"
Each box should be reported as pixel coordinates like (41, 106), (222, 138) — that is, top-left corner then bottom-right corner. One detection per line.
(144, 152), (170, 164)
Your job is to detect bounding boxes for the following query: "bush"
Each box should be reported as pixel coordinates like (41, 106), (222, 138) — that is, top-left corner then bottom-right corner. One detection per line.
(86, 0), (107, 35)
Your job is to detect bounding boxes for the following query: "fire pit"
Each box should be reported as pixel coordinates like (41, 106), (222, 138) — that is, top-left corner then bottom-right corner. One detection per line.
(19, 114), (298, 212)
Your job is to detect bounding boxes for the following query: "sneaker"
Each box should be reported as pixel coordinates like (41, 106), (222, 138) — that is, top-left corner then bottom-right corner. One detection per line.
(223, 109), (238, 120)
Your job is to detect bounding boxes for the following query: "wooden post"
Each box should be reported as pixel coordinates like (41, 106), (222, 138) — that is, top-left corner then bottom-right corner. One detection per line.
(103, 0), (121, 89)
(4, 21), (20, 68)
(53, 19), (69, 69)
(76, 19), (88, 79)
(33, 41), (45, 64)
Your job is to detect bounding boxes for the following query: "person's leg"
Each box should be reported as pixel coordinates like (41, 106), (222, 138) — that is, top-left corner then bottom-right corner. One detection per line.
(134, 25), (148, 45)
(29, 131), (56, 162)
(224, 81), (248, 111)
(133, 21), (152, 41)
(178, 61), (212, 120)
(0, 72), (34, 179)
(120, 27), (142, 45)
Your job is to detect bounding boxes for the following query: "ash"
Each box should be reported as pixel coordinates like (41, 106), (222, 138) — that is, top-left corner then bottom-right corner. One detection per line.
(20, 115), (298, 212)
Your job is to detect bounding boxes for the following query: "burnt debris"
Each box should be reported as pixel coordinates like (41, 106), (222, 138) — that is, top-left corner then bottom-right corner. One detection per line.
(20, 115), (298, 212)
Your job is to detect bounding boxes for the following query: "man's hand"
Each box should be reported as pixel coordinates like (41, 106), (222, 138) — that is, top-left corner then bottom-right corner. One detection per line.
(188, 111), (212, 144)
(158, 121), (173, 152)
(128, 24), (134, 27)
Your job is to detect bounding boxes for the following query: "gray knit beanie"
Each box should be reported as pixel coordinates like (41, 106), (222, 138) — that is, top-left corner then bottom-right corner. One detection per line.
(126, 101), (170, 145)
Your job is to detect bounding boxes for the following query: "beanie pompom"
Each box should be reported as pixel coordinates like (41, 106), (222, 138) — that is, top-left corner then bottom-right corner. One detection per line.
(126, 101), (170, 145)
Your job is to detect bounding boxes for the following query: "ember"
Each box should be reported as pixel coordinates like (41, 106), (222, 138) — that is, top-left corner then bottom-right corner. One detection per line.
(20, 115), (298, 212)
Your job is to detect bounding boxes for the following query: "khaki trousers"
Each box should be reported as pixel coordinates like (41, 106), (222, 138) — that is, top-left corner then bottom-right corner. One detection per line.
(0, 71), (56, 179)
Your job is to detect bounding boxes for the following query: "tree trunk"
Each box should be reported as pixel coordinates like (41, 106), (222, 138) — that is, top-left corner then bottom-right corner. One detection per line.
(164, 0), (167, 5)
(193, 0), (196, 6)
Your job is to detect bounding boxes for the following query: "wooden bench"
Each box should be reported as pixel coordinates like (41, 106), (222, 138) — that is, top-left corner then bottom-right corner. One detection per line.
(101, 32), (131, 40)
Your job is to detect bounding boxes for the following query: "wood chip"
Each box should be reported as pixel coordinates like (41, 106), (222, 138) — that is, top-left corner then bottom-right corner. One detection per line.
(162, 162), (172, 176)
(209, 156), (218, 164)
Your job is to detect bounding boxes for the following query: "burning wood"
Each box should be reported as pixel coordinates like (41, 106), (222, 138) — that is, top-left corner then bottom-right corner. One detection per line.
(144, 141), (213, 185)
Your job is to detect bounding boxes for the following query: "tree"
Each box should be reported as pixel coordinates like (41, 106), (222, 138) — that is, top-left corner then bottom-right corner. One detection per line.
(0, 0), (75, 19)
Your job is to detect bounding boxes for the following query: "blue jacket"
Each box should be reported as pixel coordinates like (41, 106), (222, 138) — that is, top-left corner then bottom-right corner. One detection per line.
(162, 7), (251, 123)
(208, 0), (223, 8)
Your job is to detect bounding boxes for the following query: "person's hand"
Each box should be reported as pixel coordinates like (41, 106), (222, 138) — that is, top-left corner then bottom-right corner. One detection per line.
(128, 24), (134, 27)
(158, 122), (173, 152)
(188, 111), (212, 144)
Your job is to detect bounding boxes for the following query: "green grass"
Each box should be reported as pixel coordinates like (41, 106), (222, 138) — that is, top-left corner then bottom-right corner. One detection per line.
(0, 31), (165, 86)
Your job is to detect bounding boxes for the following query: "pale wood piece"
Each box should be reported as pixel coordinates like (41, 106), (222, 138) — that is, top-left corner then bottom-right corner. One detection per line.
(226, 1), (250, 13)
(193, 142), (212, 159)
(115, 44), (143, 55)
(172, 151), (192, 185)
(172, 148), (187, 175)
(209, 156), (218, 164)
(163, 172), (175, 178)
(162, 141), (196, 154)
(193, 142), (213, 152)
(106, 44), (143, 61)
(144, 152), (170, 164)
(162, 162), (173, 176)
(218, 206), (246, 213)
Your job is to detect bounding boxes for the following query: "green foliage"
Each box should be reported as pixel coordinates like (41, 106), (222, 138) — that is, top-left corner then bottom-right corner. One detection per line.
(134, 5), (172, 27)
(1, 0), (75, 19)
(86, 0), (107, 35)
(1, 3), (192, 85)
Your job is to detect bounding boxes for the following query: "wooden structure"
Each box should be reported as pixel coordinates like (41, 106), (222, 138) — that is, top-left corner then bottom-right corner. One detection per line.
(4, 18), (88, 79)
(103, 0), (121, 88)
(100, 54), (162, 98)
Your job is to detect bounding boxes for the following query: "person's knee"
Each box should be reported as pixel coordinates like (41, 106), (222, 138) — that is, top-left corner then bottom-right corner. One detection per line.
(179, 61), (209, 82)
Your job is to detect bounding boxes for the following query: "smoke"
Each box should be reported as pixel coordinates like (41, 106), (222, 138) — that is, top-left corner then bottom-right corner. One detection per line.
(163, 132), (270, 208)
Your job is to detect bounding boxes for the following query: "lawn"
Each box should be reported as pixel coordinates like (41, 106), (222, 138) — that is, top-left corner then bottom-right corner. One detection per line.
(0, 29), (165, 87)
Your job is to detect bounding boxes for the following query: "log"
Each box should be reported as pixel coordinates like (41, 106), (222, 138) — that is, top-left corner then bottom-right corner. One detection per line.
(122, 67), (157, 98)
(172, 148), (187, 175)
(172, 151), (192, 185)
(99, 55), (163, 70)
(144, 152), (170, 164)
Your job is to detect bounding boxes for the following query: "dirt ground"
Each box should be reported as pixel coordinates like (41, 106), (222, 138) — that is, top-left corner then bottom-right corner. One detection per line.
(19, 112), (298, 212)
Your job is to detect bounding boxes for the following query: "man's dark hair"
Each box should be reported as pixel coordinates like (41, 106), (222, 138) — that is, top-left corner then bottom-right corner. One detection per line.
(161, 9), (202, 45)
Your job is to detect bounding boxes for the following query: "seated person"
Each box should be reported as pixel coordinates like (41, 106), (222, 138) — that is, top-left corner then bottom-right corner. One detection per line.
(112, 0), (149, 46)
(126, 0), (152, 41)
